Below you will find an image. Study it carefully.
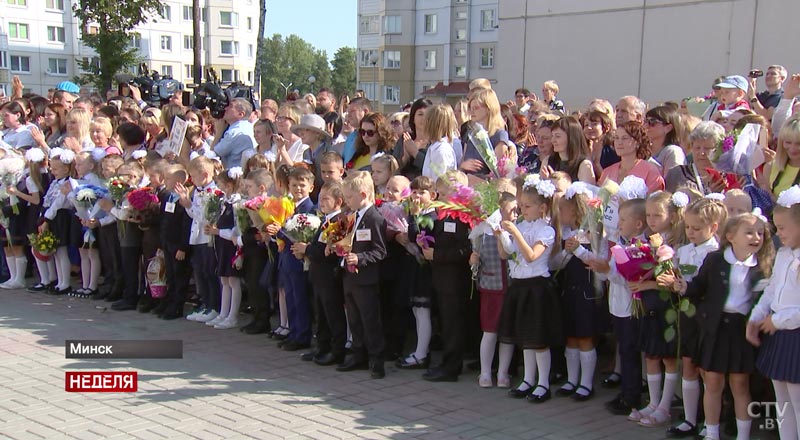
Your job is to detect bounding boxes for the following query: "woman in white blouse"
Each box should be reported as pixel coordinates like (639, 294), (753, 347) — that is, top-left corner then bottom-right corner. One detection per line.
(274, 105), (309, 166)
(421, 104), (457, 182)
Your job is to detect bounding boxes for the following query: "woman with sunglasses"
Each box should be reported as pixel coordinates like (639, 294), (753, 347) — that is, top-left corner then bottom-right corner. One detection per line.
(350, 112), (393, 171)
(645, 106), (686, 175)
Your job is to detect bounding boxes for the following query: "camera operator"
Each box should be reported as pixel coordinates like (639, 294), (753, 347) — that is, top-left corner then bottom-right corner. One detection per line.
(748, 65), (787, 119)
(212, 98), (257, 169)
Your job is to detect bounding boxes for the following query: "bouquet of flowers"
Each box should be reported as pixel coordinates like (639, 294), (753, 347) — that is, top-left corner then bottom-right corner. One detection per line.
(28, 230), (58, 261)
(609, 238), (657, 318)
(200, 188), (225, 226)
(0, 155), (26, 215)
(467, 122), (499, 177)
(431, 184), (484, 228)
(712, 123), (766, 176)
(107, 177), (132, 208)
(126, 187), (160, 224)
(71, 184), (110, 220)
(244, 195), (295, 230)
(232, 199), (252, 236)
(377, 201), (424, 262)
(415, 230), (435, 250)
(283, 213), (322, 244)
(325, 213), (358, 273)
(497, 155), (526, 179)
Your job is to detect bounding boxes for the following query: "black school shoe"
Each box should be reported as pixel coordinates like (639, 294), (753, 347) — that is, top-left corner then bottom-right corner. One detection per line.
(666, 421), (699, 438)
(50, 286), (71, 296)
(26, 283), (49, 293)
(605, 395), (641, 416)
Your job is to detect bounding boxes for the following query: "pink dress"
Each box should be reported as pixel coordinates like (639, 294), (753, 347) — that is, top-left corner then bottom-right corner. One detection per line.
(599, 159), (665, 193)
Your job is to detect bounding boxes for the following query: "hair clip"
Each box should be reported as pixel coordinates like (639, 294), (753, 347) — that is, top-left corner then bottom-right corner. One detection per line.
(617, 175), (648, 200)
(751, 207), (768, 223)
(671, 191), (690, 208)
(370, 152), (386, 163)
(535, 179), (556, 199)
(705, 192), (725, 201)
(49, 147), (64, 159)
(227, 166), (243, 179)
(522, 174), (540, 190)
(24, 148), (45, 163)
(565, 181), (593, 200)
(58, 149), (76, 164)
(776, 185), (800, 208)
(131, 150), (147, 160)
(91, 148), (107, 162)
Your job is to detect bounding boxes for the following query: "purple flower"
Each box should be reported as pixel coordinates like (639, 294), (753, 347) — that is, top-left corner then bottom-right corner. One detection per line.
(722, 136), (735, 152)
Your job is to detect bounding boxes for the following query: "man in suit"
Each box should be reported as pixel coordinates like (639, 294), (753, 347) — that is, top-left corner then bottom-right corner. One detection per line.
(336, 171), (388, 379)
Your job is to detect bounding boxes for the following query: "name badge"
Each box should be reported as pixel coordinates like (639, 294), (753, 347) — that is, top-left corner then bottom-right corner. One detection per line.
(356, 229), (371, 242)
(443, 222), (456, 233)
(165, 202), (176, 213)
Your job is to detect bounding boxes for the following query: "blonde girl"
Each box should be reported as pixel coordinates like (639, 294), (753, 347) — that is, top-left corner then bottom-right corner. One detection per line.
(762, 115), (800, 198)
(64, 108), (93, 152)
(462, 88), (514, 181)
(421, 104), (458, 182)
(370, 154), (398, 197)
(39, 149), (79, 295)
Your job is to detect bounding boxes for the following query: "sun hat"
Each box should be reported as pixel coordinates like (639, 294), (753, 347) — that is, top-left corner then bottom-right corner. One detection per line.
(291, 114), (331, 140)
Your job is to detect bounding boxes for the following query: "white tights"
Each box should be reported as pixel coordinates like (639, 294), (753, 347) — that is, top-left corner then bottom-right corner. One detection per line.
(78, 248), (101, 290)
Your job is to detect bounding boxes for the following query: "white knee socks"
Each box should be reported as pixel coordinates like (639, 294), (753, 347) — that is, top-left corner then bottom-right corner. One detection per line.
(35, 257), (52, 285)
(412, 307), (431, 360)
(226, 277), (241, 323)
(519, 349), (537, 391)
(564, 347), (580, 389)
(578, 349), (597, 395)
(279, 289), (288, 327)
(646, 373), (663, 410)
(658, 372), (679, 413)
(54, 247), (71, 290)
(479, 332), (498, 378)
(533, 349), (551, 397)
(681, 378), (700, 427)
(736, 418), (751, 440)
(88, 249), (100, 290)
(209, 277), (231, 325)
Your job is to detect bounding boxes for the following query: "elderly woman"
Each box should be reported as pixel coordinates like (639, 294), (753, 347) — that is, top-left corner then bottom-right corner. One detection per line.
(665, 121), (726, 194)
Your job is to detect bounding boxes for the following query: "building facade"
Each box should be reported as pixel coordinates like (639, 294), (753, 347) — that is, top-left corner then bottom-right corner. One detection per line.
(495, 0), (800, 109)
(0, 0), (260, 96)
(357, 0), (498, 113)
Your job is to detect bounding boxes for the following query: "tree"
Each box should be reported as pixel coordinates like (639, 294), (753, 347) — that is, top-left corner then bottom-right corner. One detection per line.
(253, 0), (266, 93)
(257, 34), (332, 101)
(73, 0), (164, 94)
(330, 47), (356, 98)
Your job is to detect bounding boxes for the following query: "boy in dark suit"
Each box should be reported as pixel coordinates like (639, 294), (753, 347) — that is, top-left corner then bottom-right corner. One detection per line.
(336, 171), (388, 379)
(157, 165), (192, 320)
(268, 167), (315, 351)
(413, 171), (472, 382)
(292, 181), (347, 365)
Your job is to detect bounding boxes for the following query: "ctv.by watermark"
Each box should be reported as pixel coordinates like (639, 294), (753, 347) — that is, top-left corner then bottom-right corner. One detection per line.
(748, 401), (788, 430)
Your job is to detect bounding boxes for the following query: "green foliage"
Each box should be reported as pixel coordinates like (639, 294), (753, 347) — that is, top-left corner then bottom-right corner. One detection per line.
(679, 264), (698, 275)
(72, 0), (164, 93)
(257, 34), (333, 101)
(664, 326), (676, 343)
(665, 309), (678, 324)
(330, 47), (357, 98)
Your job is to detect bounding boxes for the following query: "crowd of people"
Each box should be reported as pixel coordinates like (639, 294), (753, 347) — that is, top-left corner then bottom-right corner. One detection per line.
(2, 64), (800, 440)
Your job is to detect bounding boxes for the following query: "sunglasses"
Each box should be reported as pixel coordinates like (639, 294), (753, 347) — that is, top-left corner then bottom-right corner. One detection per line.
(359, 129), (377, 137)
(645, 118), (666, 127)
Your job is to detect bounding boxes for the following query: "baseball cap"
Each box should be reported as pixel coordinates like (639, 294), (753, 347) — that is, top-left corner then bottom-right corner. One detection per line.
(715, 75), (748, 93)
(55, 81), (80, 95)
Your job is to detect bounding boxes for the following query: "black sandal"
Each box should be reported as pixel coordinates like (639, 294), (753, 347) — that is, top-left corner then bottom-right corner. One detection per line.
(572, 385), (594, 401)
(556, 382), (577, 397)
(666, 420), (698, 438)
(602, 372), (621, 388)
(508, 380), (534, 399)
(526, 385), (551, 403)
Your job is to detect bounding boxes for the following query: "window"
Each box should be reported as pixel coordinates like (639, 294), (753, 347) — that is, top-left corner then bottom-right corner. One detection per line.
(359, 50), (378, 67)
(130, 33), (141, 49)
(8, 23), (29, 40)
(383, 51), (400, 69)
(10, 55), (30, 73)
(220, 11), (238, 27)
(455, 65), (466, 77)
(480, 47), (494, 68)
(161, 65), (173, 77)
(383, 15), (401, 34)
(481, 9), (496, 30)
(221, 41), (239, 55)
(383, 86), (399, 104)
(182, 6), (206, 21)
(359, 15), (379, 34)
(159, 4), (171, 21)
(81, 56), (100, 72)
(185, 64), (193, 78)
(47, 26), (66, 43)
(160, 35), (172, 51)
(247, 17), (252, 31)
(46, 0), (64, 10)
(220, 69), (239, 83)
(424, 50), (436, 70)
(455, 29), (466, 40)
(0, 51), (6, 69)
(357, 83), (377, 101)
(84, 24), (99, 35)
(47, 58), (67, 75)
(456, 11), (467, 20)
(248, 44), (254, 58)
(183, 35), (193, 50)
(7, 0), (26, 6)
(247, 71), (253, 83)
(424, 14), (437, 33)
(454, 48), (466, 57)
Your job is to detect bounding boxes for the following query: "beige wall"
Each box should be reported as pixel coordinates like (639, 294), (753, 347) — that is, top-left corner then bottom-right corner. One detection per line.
(496, 0), (800, 109)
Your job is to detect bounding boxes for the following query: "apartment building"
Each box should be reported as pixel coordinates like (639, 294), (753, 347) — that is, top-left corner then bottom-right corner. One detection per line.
(357, 0), (498, 113)
(0, 0), (259, 96)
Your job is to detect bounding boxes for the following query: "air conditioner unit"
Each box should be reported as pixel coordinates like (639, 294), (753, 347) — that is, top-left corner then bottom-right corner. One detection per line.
(45, 68), (52, 75)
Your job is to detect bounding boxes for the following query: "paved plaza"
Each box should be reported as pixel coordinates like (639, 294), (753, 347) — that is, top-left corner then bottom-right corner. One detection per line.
(0, 290), (714, 439)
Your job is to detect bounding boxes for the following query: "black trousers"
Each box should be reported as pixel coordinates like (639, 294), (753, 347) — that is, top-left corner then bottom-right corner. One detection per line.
(613, 315), (643, 406)
(120, 246), (142, 306)
(191, 244), (220, 311)
(380, 255), (414, 358)
(243, 246), (270, 325)
(435, 284), (467, 376)
(344, 283), (385, 361)
(163, 244), (191, 316)
(313, 276), (346, 356)
(98, 223), (122, 295)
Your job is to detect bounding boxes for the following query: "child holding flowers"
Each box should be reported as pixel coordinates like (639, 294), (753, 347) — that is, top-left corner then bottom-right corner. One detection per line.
(94, 154), (124, 301)
(239, 169), (274, 334)
(0, 152), (31, 290)
(24, 148), (55, 293)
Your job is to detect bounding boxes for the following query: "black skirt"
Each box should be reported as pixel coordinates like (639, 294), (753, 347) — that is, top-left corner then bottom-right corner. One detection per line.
(680, 306), (700, 360)
(559, 256), (607, 338)
(637, 289), (678, 358)
(50, 209), (81, 248)
(214, 236), (241, 277)
(695, 312), (755, 373)
(756, 328), (800, 383)
(498, 276), (564, 349)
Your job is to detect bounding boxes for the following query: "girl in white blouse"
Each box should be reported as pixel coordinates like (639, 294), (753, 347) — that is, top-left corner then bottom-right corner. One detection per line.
(421, 105), (457, 182)
(749, 185), (800, 440)
(495, 174), (562, 403)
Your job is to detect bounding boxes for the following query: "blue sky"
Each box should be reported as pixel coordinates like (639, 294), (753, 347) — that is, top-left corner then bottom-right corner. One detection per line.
(264, 0), (357, 60)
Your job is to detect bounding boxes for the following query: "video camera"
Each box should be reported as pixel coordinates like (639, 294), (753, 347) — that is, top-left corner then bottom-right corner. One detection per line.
(127, 63), (183, 107)
(193, 68), (258, 120)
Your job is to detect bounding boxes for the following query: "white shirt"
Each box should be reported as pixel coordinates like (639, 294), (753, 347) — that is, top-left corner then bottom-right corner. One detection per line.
(1, 125), (34, 149)
(286, 138), (309, 164)
(750, 247), (800, 330)
(186, 181), (217, 245)
(422, 137), (457, 182)
(675, 237), (719, 283)
(500, 218), (555, 279)
(355, 203), (372, 228)
(723, 247), (758, 315)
